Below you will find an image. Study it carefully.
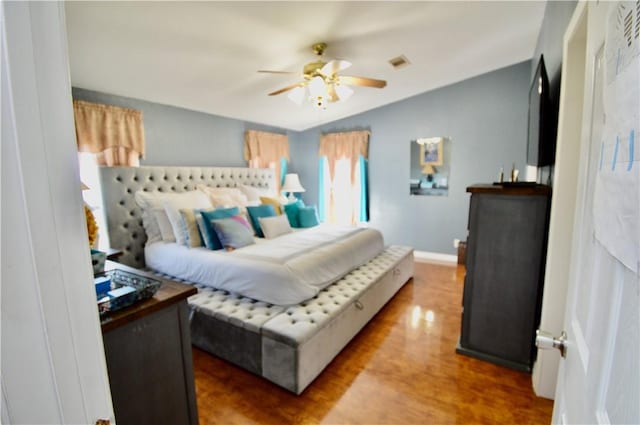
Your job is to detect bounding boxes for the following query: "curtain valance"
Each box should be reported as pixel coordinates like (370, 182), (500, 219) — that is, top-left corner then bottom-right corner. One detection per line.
(319, 130), (369, 182)
(244, 130), (289, 190)
(73, 100), (145, 166)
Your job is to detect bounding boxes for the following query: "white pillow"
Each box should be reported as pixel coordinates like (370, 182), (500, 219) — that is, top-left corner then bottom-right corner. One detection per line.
(136, 190), (212, 244)
(208, 193), (235, 208)
(161, 191), (212, 245)
(134, 191), (166, 243)
(239, 184), (274, 202)
(196, 185), (249, 207)
(258, 214), (293, 239)
(153, 208), (176, 242)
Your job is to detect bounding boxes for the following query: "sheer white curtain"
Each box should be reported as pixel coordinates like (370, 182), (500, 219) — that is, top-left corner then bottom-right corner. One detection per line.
(318, 130), (369, 225)
(77, 152), (109, 250)
(319, 158), (365, 225)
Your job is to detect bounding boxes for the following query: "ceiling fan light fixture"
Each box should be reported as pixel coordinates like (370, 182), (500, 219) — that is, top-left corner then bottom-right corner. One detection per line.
(313, 98), (326, 109)
(261, 42), (386, 109)
(334, 84), (354, 102)
(320, 59), (352, 76)
(308, 76), (326, 98)
(287, 86), (306, 105)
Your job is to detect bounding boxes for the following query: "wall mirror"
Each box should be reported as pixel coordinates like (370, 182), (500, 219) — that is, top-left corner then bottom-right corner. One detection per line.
(410, 137), (451, 196)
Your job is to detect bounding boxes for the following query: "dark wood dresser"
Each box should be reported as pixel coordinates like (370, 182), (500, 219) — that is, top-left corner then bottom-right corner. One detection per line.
(456, 184), (551, 371)
(101, 261), (198, 425)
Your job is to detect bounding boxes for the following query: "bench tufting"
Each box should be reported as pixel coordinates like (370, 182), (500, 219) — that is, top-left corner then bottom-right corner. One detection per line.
(154, 246), (411, 344)
(261, 246), (411, 346)
(188, 288), (285, 333)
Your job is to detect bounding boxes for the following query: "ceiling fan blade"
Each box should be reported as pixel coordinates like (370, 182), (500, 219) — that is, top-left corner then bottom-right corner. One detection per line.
(327, 85), (339, 102)
(339, 75), (387, 88)
(268, 83), (304, 96)
(258, 70), (296, 74)
(319, 59), (352, 76)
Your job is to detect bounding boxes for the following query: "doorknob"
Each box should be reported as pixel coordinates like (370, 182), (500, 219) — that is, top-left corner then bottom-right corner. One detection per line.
(536, 329), (567, 358)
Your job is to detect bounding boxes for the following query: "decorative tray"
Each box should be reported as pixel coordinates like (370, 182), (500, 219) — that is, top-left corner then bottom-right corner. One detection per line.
(96, 269), (162, 316)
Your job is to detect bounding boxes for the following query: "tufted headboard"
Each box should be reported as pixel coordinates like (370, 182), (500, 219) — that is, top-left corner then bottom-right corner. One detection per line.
(99, 165), (276, 269)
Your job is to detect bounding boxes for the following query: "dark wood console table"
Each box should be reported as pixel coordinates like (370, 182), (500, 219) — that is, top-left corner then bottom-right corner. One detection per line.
(101, 261), (198, 424)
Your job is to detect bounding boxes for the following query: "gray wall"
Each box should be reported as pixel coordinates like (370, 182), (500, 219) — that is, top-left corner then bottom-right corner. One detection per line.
(74, 61), (531, 255)
(72, 87), (291, 167)
(532, 1), (577, 94)
(531, 0), (577, 183)
(294, 61), (532, 254)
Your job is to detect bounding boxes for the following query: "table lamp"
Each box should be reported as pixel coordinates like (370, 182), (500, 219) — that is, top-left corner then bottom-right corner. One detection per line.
(281, 173), (305, 202)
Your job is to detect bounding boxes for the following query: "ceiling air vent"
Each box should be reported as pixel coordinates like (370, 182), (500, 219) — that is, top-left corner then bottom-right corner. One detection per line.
(389, 55), (410, 69)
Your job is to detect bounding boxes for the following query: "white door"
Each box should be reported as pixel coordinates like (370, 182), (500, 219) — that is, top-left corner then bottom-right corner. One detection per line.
(2, 2), (114, 423)
(549, 2), (639, 424)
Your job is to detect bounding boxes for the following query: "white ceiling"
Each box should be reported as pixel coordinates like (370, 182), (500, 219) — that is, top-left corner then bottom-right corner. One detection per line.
(65, 1), (546, 132)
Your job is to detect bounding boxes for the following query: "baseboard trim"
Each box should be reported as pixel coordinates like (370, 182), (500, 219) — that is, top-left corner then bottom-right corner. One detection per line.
(413, 250), (457, 265)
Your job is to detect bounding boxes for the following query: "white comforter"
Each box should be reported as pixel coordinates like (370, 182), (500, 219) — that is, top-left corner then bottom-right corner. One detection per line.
(145, 224), (384, 305)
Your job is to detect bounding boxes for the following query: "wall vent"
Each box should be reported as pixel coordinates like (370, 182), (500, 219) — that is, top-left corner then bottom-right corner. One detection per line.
(388, 55), (410, 69)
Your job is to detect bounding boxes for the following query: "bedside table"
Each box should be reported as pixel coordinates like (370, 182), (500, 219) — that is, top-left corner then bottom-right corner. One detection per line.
(104, 248), (123, 262)
(100, 261), (198, 425)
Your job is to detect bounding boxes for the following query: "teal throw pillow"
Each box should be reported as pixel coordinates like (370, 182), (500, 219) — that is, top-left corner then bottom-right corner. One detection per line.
(246, 204), (276, 237)
(211, 216), (255, 250)
(200, 207), (240, 250)
(298, 206), (320, 228)
(283, 200), (305, 228)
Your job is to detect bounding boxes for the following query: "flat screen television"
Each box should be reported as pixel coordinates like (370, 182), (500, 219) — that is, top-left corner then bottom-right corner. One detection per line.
(527, 55), (555, 167)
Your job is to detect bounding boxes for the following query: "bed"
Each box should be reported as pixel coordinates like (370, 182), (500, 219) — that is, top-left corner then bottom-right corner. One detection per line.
(145, 224), (386, 305)
(99, 165), (413, 394)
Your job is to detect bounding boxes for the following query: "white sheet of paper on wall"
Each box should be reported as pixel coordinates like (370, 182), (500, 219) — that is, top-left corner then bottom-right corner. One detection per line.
(593, 1), (639, 273)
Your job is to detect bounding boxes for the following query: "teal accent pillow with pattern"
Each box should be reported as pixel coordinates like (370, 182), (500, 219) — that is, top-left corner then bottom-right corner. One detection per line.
(199, 207), (240, 250)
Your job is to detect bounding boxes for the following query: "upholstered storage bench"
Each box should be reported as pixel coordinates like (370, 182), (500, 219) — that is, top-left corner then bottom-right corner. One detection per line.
(185, 245), (413, 394)
(188, 290), (285, 377)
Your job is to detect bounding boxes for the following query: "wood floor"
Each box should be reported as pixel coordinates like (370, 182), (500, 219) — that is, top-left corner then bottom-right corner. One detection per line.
(193, 261), (554, 424)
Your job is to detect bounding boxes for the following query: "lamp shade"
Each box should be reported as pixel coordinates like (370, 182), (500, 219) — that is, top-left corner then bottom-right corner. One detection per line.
(287, 86), (306, 106)
(335, 84), (354, 102)
(281, 173), (305, 193)
(308, 76), (326, 98)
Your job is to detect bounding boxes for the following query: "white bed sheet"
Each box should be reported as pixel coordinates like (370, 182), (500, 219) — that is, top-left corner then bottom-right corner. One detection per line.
(145, 224), (384, 305)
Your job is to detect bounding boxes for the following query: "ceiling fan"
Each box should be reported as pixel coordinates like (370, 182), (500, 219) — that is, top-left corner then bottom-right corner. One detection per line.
(259, 42), (387, 108)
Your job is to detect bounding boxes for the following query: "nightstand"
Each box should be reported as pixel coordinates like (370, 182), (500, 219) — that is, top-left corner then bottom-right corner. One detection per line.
(100, 261), (198, 425)
(104, 248), (123, 262)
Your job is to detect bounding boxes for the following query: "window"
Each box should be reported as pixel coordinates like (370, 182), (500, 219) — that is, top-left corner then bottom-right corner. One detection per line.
(78, 152), (109, 250)
(318, 131), (369, 225)
(244, 130), (289, 190)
